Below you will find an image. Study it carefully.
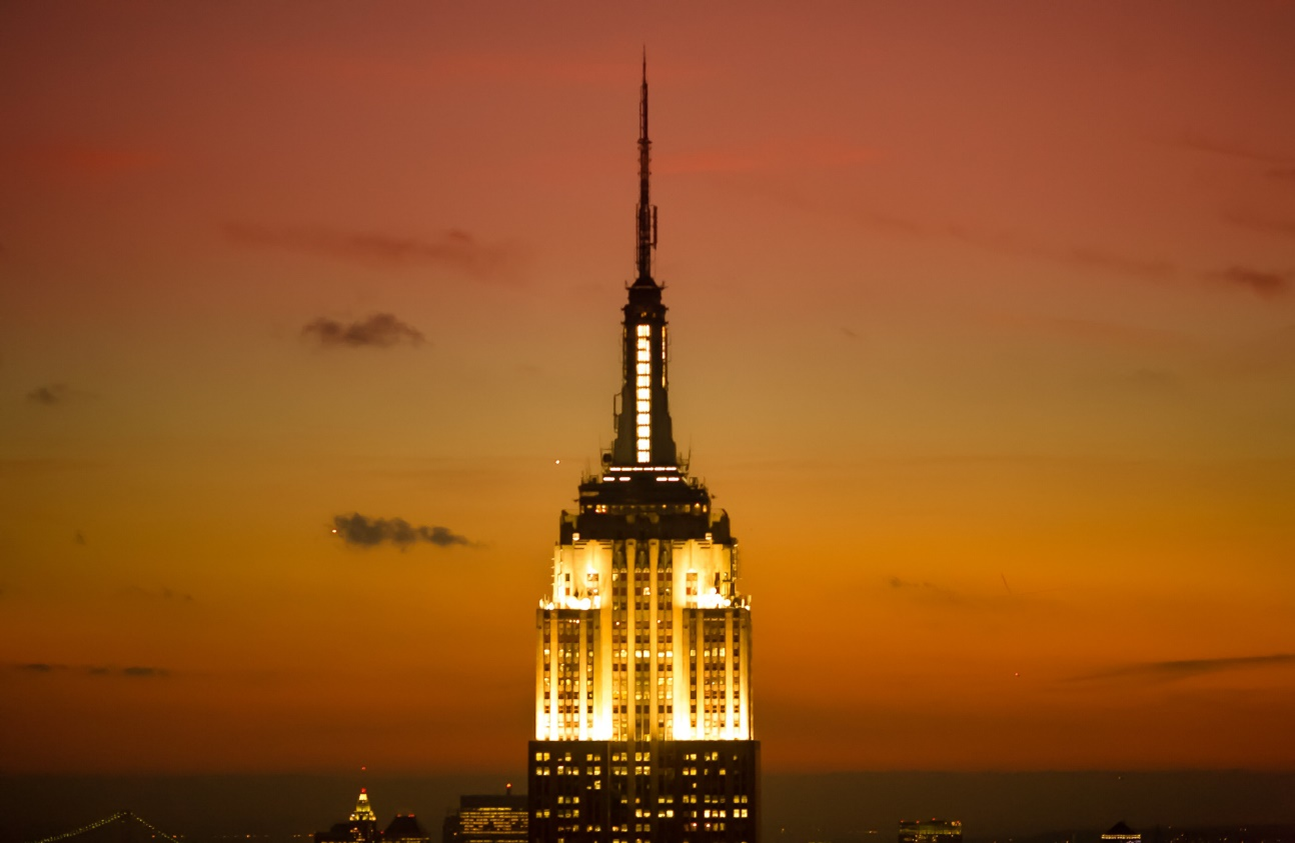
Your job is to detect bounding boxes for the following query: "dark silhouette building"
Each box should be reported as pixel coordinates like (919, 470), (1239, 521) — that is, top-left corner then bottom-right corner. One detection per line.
(526, 59), (759, 843)
(386, 815), (431, 843)
(899, 819), (963, 843)
(1103, 823), (1142, 843)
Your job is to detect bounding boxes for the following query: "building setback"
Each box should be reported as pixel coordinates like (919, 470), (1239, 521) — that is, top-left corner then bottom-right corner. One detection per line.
(527, 60), (760, 843)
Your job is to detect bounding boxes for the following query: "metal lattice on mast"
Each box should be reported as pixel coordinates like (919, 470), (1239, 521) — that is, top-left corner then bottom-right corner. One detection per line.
(635, 49), (657, 285)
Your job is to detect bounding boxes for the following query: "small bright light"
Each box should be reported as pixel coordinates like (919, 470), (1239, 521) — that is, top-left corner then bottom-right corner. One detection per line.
(555, 459), (561, 465)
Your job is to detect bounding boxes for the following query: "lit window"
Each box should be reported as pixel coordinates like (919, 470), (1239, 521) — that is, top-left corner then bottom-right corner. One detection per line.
(637, 325), (650, 337)
(637, 413), (651, 425)
(637, 377), (650, 389)
(636, 401), (650, 412)
(637, 363), (650, 375)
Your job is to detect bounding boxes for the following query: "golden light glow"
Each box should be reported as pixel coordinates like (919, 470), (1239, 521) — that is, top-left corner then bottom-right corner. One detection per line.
(537, 535), (752, 742)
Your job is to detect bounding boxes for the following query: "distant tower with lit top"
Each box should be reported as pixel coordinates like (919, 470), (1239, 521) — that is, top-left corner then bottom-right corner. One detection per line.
(315, 787), (380, 843)
(527, 58), (759, 843)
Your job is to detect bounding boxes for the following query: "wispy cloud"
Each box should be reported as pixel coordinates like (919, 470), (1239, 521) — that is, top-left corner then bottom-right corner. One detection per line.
(302, 313), (426, 349)
(17, 142), (163, 179)
(1170, 133), (1293, 167)
(660, 137), (877, 175)
(1207, 266), (1292, 299)
(1077, 653), (1295, 682)
(886, 576), (971, 607)
(11, 663), (172, 678)
(1223, 211), (1295, 240)
(853, 211), (1176, 282)
(119, 585), (196, 603)
(331, 513), (473, 549)
(1125, 368), (1182, 392)
(1042, 317), (1196, 351)
(223, 223), (524, 281)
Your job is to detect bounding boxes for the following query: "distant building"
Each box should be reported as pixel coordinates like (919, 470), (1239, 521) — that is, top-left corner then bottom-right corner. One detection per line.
(899, 819), (963, 843)
(315, 788), (380, 843)
(386, 814), (431, 843)
(1103, 823), (1141, 843)
(443, 788), (528, 843)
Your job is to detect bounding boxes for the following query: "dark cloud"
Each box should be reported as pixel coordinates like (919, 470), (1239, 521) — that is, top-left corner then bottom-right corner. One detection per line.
(16, 663), (62, 672)
(302, 313), (425, 348)
(1208, 266), (1292, 299)
(1078, 653), (1295, 682)
(223, 222), (523, 281)
(26, 383), (71, 405)
(332, 513), (472, 549)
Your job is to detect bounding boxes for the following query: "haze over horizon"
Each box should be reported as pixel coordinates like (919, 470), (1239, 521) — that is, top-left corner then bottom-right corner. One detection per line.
(2, 0), (1294, 808)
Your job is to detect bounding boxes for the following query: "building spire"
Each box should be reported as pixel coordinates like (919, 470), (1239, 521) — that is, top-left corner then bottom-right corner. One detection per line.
(635, 48), (656, 286)
(612, 55), (677, 467)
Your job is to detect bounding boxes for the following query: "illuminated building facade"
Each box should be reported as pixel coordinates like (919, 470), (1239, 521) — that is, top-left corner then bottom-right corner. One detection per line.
(527, 61), (759, 843)
(898, 820), (962, 843)
(445, 791), (529, 843)
(1102, 823), (1141, 843)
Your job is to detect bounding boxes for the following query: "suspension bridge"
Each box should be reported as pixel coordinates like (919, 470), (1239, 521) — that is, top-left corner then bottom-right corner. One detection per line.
(27, 811), (183, 843)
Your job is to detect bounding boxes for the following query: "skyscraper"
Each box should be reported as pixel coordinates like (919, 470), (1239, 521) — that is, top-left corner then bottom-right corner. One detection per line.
(527, 60), (759, 843)
(314, 788), (380, 843)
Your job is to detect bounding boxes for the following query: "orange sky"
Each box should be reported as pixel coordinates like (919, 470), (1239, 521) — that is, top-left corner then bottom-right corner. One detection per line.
(2, 2), (1294, 776)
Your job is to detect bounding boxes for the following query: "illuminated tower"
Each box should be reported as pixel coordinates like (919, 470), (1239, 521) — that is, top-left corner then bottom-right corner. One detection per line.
(527, 59), (759, 843)
(315, 788), (380, 843)
(349, 789), (379, 843)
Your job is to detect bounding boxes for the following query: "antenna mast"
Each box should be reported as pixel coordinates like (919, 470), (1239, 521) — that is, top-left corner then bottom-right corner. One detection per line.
(635, 51), (656, 284)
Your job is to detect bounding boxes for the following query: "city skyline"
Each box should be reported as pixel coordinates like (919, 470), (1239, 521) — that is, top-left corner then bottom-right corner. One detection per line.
(2, 0), (1295, 791)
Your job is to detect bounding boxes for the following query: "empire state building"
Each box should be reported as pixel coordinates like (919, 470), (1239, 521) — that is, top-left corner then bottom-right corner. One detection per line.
(527, 62), (759, 843)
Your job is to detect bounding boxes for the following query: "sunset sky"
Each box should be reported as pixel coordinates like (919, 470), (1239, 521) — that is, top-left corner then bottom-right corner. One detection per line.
(2, 2), (1294, 778)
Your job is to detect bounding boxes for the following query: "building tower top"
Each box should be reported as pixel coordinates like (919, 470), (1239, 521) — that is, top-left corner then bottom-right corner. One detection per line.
(609, 55), (680, 469)
(349, 789), (377, 824)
